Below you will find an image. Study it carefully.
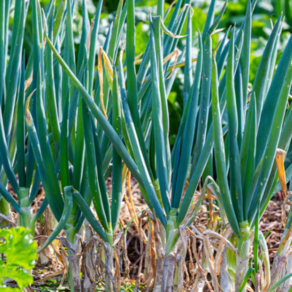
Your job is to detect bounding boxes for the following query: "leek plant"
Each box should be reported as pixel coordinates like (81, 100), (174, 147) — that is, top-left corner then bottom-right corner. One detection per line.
(211, 7), (292, 291)
(0, 0), (49, 231)
(23, 0), (128, 290)
(45, 0), (262, 291)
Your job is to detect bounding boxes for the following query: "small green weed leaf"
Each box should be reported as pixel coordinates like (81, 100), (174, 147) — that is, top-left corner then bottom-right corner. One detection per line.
(0, 227), (37, 270)
(0, 227), (37, 290)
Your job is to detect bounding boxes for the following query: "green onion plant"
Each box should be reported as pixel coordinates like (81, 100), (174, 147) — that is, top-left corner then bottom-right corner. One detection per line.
(0, 0), (48, 231)
(211, 5), (292, 291)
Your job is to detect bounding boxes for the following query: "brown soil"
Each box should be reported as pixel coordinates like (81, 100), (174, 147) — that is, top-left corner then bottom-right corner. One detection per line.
(3, 180), (288, 290)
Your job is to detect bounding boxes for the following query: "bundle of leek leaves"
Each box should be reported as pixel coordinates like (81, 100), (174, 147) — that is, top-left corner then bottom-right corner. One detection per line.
(1, 0), (292, 291)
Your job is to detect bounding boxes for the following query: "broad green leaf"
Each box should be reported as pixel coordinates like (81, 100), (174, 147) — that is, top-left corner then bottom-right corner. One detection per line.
(191, 33), (212, 175)
(172, 32), (203, 209)
(240, 0), (251, 112)
(242, 94), (257, 219)
(202, 0), (216, 42)
(118, 46), (167, 227)
(88, 0), (103, 94)
(183, 8), (193, 106)
(111, 68), (123, 232)
(226, 27), (243, 222)
(210, 55), (240, 237)
(82, 98), (110, 231)
(150, 17), (170, 214)
(126, 0), (152, 178)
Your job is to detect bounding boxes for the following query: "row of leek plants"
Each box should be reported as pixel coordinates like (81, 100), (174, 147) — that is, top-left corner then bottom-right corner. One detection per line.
(2, 0), (292, 291)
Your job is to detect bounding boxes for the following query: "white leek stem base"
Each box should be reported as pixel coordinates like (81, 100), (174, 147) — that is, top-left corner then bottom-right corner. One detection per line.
(235, 221), (250, 292)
